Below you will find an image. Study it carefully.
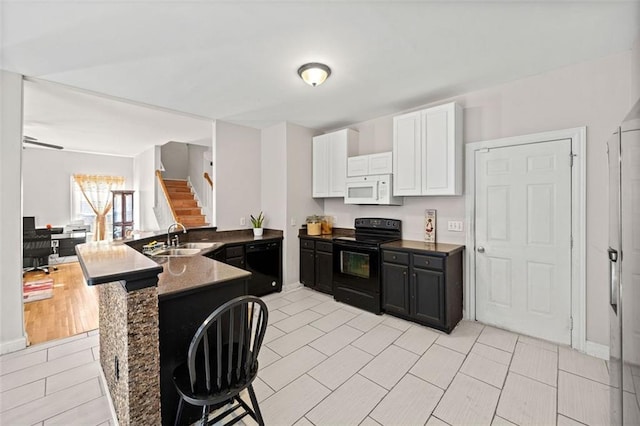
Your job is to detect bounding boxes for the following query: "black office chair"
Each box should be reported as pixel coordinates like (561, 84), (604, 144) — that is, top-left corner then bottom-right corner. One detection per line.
(172, 296), (269, 426)
(23, 229), (54, 276)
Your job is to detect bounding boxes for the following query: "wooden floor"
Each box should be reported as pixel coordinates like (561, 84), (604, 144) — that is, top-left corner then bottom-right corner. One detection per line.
(23, 262), (99, 345)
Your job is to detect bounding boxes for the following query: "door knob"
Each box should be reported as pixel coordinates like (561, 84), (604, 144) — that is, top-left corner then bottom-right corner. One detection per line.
(477, 246), (485, 253)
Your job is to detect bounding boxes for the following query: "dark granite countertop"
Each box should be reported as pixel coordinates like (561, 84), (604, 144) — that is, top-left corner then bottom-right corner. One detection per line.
(76, 228), (283, 294)
(76, 242), (163, 288)
(381, 240), (465, 255)
(298, 227), (354, 241)
(155, 256), (251, 299)
(126, 228), (283, 251)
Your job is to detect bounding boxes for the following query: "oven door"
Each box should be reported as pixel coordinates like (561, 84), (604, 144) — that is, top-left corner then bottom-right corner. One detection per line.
(332, 241), (380, 293)
(344, 180), (379, 204)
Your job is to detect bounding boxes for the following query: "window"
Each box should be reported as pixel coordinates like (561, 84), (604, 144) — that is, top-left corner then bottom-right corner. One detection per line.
(70, 175), (125, 240)
(71, 178), (105, 232)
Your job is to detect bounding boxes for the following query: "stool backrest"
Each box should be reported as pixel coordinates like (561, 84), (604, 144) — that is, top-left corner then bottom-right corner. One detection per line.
(187, 296), (269, 394)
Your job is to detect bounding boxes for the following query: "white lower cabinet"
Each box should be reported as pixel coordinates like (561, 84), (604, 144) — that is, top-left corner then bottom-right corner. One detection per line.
(393, 102), (463, 196)
(313, 129), (358, 198)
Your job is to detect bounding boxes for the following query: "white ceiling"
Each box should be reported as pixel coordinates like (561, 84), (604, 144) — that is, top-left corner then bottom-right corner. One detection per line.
(3, 1), (640, 154)
(23, 80), (213, 157)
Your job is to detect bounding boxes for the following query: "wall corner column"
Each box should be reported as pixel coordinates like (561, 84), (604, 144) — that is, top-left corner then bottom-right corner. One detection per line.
(0, 70), (27, 354)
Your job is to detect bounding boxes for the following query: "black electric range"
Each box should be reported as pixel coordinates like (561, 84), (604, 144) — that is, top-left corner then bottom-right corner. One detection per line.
(332, 218), (401, 314)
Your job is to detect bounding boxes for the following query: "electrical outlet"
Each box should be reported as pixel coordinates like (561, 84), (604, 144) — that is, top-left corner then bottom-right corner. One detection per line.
(240, 217), (246, 226)
(447, 221), (464, 232)
(291, 218), (296, 227)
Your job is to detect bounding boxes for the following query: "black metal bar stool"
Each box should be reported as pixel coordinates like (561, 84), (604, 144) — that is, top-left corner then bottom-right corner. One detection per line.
(172, 296), (269, 426)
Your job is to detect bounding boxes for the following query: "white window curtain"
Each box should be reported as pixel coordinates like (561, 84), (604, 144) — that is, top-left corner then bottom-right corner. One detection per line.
(72, 174), (125, 241)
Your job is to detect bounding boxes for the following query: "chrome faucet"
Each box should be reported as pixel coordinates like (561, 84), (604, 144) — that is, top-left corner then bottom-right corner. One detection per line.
(167, 222), (187, 247)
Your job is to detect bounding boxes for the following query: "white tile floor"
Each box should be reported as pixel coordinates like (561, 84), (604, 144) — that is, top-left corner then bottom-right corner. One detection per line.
(0, 330), (113, 425)
(2, 287), (635, 426)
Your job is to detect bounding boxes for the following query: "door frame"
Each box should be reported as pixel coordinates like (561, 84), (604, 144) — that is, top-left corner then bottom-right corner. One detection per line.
(464, 127), (586, 351)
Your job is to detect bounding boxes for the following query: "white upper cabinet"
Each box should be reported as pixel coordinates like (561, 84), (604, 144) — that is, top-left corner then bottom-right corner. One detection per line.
(313, 129), (358, 198)
(368, 152), (393, 175)
(347, 152), (392, 177)
(312, 134), (330, 197)
(393, 111), (422, 196)
(347, 155), (369, 177)
(393, 102), (463, 196)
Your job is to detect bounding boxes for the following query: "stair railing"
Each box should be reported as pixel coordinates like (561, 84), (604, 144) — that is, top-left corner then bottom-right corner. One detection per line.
(154, 170), (178, 229)
(202, 172), (213, 224)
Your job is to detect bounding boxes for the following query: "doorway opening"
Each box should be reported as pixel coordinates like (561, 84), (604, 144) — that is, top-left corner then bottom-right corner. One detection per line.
(21, 78), (214, 345)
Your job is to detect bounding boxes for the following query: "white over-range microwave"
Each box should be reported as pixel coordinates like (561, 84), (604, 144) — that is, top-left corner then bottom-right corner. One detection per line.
(344, 174), (404, 205)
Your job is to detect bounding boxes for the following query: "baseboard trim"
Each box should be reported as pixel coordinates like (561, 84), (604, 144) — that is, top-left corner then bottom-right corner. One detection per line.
(0, 336), (28, 355)
(585, 340), (609, 360)
(282, 282), (303, 293)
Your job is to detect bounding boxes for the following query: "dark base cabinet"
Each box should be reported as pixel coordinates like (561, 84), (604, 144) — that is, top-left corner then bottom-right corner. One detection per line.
(381, 262), (410, 316)
(159, 278), (248, 425)
(205, 240), (282, 297)
(382, 247), (463, 333)
(299, 238), (333, 295)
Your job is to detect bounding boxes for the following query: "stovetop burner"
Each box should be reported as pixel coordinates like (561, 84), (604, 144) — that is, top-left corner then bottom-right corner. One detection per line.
(333, 235), (399, 245)
(333, 218), (402, 247)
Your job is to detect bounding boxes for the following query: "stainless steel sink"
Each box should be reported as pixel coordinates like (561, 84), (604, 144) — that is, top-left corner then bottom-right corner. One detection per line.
(153, 248), (202, 257)
(178, 242), (222, 250)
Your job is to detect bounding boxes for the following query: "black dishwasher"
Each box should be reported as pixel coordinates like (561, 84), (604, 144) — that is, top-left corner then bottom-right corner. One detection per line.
(245, 241), (282, 296)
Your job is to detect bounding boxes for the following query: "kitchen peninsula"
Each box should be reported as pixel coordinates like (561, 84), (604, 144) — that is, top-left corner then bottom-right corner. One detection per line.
(75, 228), (283, 426)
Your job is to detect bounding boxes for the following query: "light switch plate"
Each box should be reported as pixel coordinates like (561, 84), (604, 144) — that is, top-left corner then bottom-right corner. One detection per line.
(240, 217), (246, 226)
(447, 221), (464, 232)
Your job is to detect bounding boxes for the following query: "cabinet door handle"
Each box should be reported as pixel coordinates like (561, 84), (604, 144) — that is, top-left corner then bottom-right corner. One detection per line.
(412, 273), (416, 278)
(403, 271), (406, 276)
(424, 260), (430, 265)
(477, 246), (485, 253)
(393, 255), (397, 260)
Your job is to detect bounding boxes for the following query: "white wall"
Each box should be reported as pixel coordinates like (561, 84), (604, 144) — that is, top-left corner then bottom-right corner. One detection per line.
(22, 149), (134, 228)
(632, 37), (640, 103)
(261, 123), (287, 231)
(160, 141), (188, 179)
(285, 123), (324, 285)
(325, 49), (635, 346)
(133, 146), (160, 232)
(260, 122), (323, 286)
(215, 120), (261, 231)
(0, 71), (26, 354)
(187, 143), (213, 221)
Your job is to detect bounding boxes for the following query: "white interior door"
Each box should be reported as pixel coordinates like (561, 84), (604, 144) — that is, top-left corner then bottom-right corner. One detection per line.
(621, 127), (640, 374)
(475, 139), (572, 344)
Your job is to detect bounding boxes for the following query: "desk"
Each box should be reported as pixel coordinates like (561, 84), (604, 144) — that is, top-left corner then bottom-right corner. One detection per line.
(52, 232), (87, 257)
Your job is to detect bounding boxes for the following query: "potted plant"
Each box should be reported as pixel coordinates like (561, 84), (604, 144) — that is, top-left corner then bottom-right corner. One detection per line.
(306, 215), (322, 236)
(250, 212), (265, 237)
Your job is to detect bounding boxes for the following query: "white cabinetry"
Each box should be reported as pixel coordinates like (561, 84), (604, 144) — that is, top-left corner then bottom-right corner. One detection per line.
(347, 152), (392, 177)
(393, 102), (462, 196)
(313, 129), (358, 198)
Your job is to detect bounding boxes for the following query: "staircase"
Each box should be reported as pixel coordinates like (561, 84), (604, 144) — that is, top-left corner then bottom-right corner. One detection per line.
(162, 179), (208, 228)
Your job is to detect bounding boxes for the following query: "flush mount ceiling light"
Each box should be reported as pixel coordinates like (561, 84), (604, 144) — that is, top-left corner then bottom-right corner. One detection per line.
(297, 62), (331, 87)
